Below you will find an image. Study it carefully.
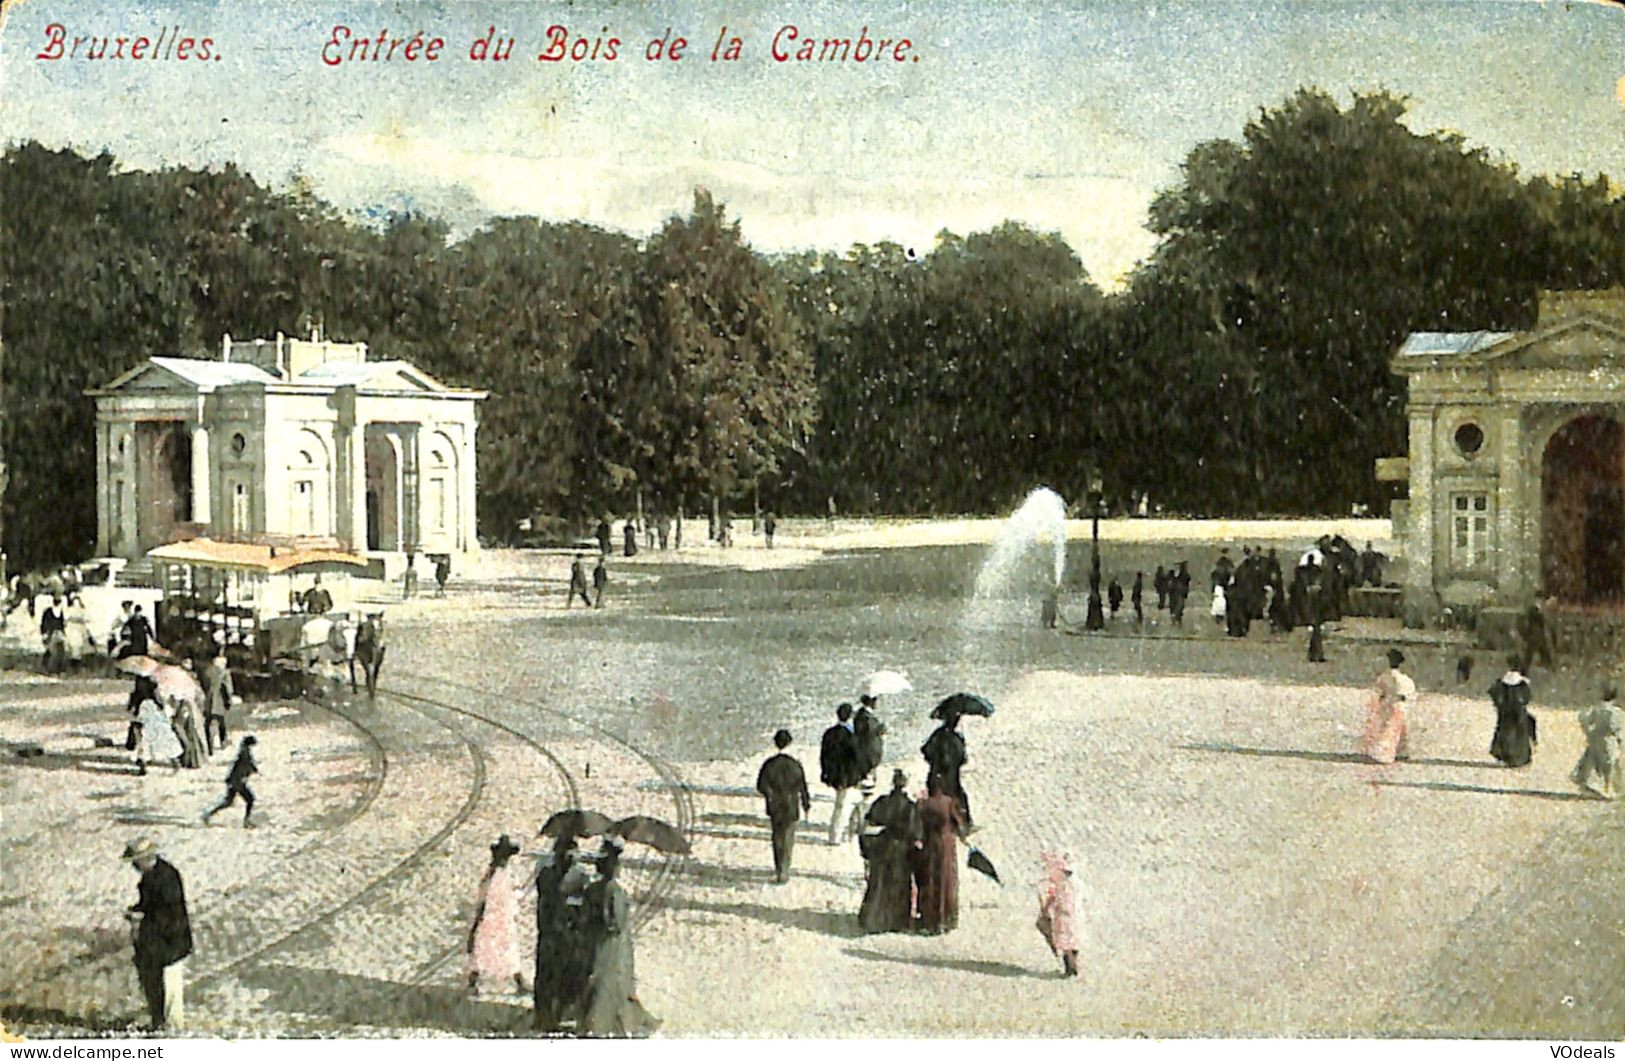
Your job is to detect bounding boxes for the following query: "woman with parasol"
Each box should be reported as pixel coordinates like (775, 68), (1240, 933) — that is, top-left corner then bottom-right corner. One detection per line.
(579, 837), (661, 1037)
(468, 834), (528, 997)
(922, 693), (992, 829)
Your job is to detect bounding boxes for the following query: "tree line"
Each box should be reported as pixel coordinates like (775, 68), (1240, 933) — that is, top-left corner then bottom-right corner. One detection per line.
(3, 88), (1623, 566)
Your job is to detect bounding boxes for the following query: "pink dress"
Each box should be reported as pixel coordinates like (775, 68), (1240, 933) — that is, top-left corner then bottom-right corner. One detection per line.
(1361, 669), (1413, 764)
(1036, 854), (1078, 956)
(468, 864), (520, 987)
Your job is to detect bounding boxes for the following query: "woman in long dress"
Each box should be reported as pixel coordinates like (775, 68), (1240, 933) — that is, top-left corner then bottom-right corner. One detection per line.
(579, 839), (659, 1037)
(134, 695), (183, 774)
(468, 835), (527, 996)
(1489, 655), (1537, 768)
(914, 776), (968, 935)
(1572, 684), (1623, 799)
(171, 692), (208, 769)
(1036, 851), (1080, 977)
(1361, 649), (1415, 764)
(858, 769), (918, 934)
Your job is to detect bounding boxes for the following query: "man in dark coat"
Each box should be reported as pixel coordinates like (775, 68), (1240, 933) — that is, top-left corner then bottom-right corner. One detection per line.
(596, 518), (613, 557)
(1131, 572), (1145, 626)
(1305, 571), (1328, 663)
(1359, 542), (1386, 587)
(756, 729), (810, 883)
(623, 518), (638, 557)
(921, 711), (972, 828)
(1517, 602), (1555, 674)
(592, 557), (609, 608)
(1153, 565), (1168, 612)
(121, 604), (152, 659)
(303, 574), (334, 615)
(123, 837), (193, 1031)
(39, 594), (67, 674)
(567, 554), (593, 608)
(820, 704), (863, 845)
(1169, 562), (1191, 627)
(1107, 577), (1123, 620)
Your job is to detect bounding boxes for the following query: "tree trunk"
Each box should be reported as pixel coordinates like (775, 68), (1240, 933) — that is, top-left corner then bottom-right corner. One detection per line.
(675, 496), (684, 550)
(710, 494), (719, 542)
(635, 489), (644, 535)
(752, 481), (760, 532)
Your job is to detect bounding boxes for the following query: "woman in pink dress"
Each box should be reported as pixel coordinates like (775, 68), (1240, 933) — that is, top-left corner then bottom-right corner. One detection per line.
(1361, 649), (1415, 764)
(468, 835), (527, 996)
(1036, 851), (1080, 977)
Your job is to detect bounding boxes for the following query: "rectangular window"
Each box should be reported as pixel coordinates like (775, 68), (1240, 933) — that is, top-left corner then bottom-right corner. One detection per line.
(294, 480), (315, 534)
(1451, 492), (1491, 570)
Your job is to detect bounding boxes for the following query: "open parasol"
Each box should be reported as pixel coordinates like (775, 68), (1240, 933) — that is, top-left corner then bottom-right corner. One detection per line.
(612, 815), (691, 854)
(539, 808), (616, 839)
(931, 692), (996, 720)
(860, 670), (913, 698)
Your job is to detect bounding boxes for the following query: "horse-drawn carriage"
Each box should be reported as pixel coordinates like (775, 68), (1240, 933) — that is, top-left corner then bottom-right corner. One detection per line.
(147, 538), (384, 701)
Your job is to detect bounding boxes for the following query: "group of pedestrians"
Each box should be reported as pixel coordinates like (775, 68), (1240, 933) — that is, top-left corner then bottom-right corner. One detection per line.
(756, 695), (983, 937)
(527, 834), (659, 1036)
(1360, 646), (1623, 798)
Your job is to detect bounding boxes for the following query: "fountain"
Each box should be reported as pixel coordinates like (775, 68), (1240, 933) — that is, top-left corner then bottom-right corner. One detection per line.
(967, 487), (1069, 628)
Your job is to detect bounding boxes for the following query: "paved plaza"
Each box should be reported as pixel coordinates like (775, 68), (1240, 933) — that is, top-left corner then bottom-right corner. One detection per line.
(2, 521), (1621, 1038)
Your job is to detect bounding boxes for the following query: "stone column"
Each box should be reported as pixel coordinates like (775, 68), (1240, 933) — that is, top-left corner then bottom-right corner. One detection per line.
(461, 419), (479, 554)
(1403, 410), (1436, 626)
(1496, 410), (1525, 603)
(95, 420), (110, 555)
(190, 424), (211, 527)
(344, 424), (368, 553)
(401, 426), (421, 553)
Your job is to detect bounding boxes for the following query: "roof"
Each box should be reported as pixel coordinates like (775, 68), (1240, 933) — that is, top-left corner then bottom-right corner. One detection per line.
(294, 358), (456, 392)
(146, 538), (369, 575)
(1396, 331), (1516, 359)
(148, 357), (278, 387)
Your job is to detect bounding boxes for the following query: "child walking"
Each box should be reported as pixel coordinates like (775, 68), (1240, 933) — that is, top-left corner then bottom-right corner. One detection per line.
(204, 735), (259, 827)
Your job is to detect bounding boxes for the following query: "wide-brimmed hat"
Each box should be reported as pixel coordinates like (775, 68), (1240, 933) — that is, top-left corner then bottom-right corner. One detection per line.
(122, 837), (157, 861)
(1386, 649), (1405, 668)
(490, 834), (520, 861)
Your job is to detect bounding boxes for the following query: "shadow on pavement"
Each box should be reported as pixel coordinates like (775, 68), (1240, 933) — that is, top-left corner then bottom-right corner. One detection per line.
(624, 855), (863, 890)
(1371, 779), (1598, 802)
(1181, 743), (1502, 770)
(842, 947), (1049, 980)
(1, 1003), (139, 1035)
(237, 963), (532, 1035)
(661, 895), (865, 938)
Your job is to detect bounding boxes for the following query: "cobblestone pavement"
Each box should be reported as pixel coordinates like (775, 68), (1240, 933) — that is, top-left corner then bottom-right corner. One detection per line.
(4, 535), (1621, 1037)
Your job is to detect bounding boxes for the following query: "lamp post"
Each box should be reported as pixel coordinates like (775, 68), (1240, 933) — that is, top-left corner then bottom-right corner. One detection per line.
(1085, 466), (1105, 631)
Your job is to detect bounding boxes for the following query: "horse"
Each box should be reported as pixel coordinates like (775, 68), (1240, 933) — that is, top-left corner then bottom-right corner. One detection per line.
(351, 614), (386, 699)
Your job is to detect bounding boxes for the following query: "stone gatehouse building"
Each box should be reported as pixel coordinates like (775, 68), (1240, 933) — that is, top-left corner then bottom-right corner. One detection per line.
(1391, 290), (1625, 629)
(87, 332), (486, 567)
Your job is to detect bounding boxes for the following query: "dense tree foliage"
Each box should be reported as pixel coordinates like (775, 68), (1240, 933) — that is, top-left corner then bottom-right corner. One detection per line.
(3, 89), (1624, 565)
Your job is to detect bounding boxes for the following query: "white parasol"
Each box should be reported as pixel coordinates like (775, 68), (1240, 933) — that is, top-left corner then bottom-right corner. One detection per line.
(860, 670), (913, 698)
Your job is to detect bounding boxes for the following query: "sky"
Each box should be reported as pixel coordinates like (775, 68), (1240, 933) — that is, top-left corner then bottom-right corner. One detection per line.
(2, 0), (1622, 288)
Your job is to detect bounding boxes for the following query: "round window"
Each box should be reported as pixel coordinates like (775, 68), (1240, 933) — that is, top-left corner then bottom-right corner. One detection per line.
(1454, 422), (1484, 457)
(231, 433), (247, 456)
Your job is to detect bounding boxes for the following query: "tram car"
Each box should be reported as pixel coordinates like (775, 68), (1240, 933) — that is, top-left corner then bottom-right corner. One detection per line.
(146, 537), (375, 700)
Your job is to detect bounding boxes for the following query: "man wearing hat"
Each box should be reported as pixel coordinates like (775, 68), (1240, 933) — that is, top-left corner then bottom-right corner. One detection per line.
(122, 837), (193, 1031)
(755, 729), (811, 884)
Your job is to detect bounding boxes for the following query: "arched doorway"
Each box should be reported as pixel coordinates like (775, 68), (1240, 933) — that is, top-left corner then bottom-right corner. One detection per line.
(1541, 414), (1625, 607)
(364, 430), (401, 551)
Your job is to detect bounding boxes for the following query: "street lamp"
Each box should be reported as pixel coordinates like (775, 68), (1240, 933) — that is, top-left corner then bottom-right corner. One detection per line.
(1085, 465), (1105, 631)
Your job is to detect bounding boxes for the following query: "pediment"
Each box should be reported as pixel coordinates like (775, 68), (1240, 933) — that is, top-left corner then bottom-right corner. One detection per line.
(1482, 316), (1625, 372)
(100, 362), (199, 393)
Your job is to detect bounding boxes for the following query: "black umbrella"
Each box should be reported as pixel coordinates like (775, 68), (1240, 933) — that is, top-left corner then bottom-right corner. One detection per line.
(967, 846), (1001, 884)
(539, 808), (616, 839)
(932, 692), (996, 720)
(612, 815), (691, 855)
